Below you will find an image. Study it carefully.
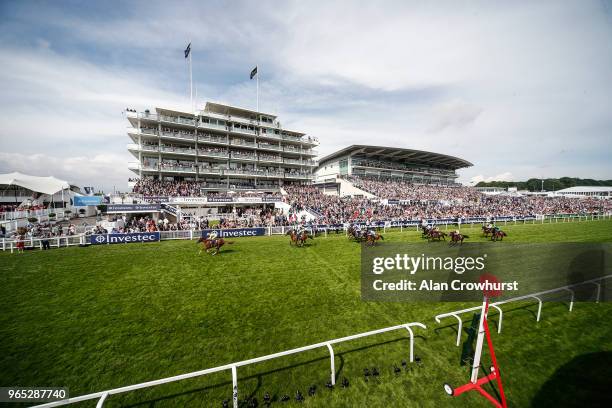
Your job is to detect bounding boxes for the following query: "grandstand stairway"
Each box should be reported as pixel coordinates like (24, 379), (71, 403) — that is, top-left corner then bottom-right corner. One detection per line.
(337, 177), (377, 198)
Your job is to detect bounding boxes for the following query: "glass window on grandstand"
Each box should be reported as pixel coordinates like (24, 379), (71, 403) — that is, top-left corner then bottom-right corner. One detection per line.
(339, 159), (348, 175)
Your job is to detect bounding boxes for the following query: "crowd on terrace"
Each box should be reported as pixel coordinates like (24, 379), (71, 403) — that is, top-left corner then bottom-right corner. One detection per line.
(127, 177), (611, 225)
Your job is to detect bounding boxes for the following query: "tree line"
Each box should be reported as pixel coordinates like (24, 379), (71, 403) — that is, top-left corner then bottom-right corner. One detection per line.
(474, 177), (612, 191)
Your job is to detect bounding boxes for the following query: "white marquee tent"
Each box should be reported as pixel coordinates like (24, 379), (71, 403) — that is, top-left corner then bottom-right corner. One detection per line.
(0, 172), (72, 195)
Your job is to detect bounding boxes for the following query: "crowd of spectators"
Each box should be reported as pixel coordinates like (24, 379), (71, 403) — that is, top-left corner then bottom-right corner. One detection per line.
(282, 179), (612, 224)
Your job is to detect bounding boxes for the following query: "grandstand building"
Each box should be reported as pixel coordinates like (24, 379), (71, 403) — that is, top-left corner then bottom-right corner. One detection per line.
(126, 103), (318, 192)
(315, 145), (472, 185)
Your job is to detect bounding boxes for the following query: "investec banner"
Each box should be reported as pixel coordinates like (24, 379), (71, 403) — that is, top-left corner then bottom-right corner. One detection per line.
(206, 196), (234, 203)
(107, 204), (160, 213)
(90, 232), (161, 245)
(201, 228), (266, 238)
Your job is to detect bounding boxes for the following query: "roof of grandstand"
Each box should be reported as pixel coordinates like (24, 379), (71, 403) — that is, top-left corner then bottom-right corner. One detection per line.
(204, 102), (278, 120)
(318, 145), (473, 170)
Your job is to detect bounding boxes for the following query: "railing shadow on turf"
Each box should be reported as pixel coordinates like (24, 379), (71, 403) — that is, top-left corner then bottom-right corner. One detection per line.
(32, 322), (427, 408)
(118, 334), (427, 408)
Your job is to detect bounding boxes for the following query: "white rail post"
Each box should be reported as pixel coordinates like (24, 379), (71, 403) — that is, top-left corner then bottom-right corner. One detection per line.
(403, 324), (416, 362)
(326, 342), (335, 385)
(563, 288), (575, 312)
(531, 295), (543, 321)
(591, 282), (602, 303)
(96, 392), (108, 408)
(490, 304), (503, 333)
(231, 364), (238, 408)
(451, 314), (463, 346)
(470, 299), (488, 383)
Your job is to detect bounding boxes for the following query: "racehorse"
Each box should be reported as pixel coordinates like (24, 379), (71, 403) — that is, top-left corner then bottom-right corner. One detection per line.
(347, 225), (366, 242)
(491, 230), (507, 241)
(197, 237), (232, 255)
(428, 230), (447, 242)
(481, 225), (495, 238)
(365, 232), (384, 246)
(449, 231), (469, 245)
(287, 229), (313, 247)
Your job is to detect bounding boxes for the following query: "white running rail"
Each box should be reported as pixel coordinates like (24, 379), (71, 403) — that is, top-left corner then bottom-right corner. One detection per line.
(435, 275), (611, 346)
(33, 322), (427, 408)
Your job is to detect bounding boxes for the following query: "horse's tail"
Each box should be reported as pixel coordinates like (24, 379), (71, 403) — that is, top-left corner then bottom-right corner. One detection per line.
(225, 241), (234, 245)
(463, 234), (469, 239)
(379, 234), (384, 240)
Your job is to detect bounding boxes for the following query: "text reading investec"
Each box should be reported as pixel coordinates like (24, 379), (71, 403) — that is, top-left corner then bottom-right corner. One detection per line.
(370, 254), (518, 292)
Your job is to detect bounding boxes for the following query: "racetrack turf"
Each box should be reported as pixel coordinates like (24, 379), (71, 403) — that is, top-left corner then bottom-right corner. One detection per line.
(1, 219), (611, 407)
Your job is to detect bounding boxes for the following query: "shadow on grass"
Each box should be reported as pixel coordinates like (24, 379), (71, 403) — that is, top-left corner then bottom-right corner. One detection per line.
(530, 351), (612, 407)
(119, 335), (427, 407)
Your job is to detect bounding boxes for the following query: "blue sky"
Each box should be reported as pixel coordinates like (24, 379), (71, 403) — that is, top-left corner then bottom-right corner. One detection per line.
(0, 0), (611, 191)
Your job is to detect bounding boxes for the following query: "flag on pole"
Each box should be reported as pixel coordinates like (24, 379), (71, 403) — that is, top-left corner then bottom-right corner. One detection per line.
(250, 66), (258, 79)
(184, 43), (191, 59)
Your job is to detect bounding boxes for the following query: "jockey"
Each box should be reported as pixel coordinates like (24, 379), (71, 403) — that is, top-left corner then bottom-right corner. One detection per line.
(296, 223), (306, 236)
(485, 222), (493, 229)
(207, 230), (218, 244)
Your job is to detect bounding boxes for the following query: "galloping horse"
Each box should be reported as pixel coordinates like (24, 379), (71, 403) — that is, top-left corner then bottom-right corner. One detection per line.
(481, 225), (495, 238)
(287, 229), (313, 247)
(491, 230), (508, 241)
(197, 237), (232, 255)
(420, 224), (432, 238)
(347, 226), (365, 242)
(428, 230), (447, 242)
(449, 231), (469, 245)
(365, 232), (384, 246)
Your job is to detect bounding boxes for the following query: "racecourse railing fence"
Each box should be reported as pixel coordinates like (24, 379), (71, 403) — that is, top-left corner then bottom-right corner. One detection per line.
(2, 213), (611, 252)
(434, 275), (612, 346)
(32, 322), (427, 408)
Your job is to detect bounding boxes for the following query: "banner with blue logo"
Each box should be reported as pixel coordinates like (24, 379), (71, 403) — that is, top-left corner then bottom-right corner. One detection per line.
(74, 196), (103, 206)
(90, 232), (160, 245)
(201, 228), (266, 238)
(107, 204), (160, 213)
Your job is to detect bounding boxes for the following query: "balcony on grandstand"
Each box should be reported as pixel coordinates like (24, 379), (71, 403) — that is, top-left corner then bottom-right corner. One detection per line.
(126, 102), (317, 190)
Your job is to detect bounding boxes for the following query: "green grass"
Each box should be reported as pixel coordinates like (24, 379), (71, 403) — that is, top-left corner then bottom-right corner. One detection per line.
(1, 220), (611, 407)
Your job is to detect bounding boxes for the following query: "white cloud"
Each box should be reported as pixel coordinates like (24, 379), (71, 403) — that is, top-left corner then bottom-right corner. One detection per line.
(0, 152), (130, 192)
(470, 172), (514, 184)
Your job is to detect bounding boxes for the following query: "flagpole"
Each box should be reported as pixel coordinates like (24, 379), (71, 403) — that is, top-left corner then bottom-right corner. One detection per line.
(256, 64), (259, 113)
(189, 41), (193, 113)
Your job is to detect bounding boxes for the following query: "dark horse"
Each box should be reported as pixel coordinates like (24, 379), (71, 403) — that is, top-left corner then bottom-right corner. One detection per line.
(491, 230), (508, 241)
(428, 230), (447, 242)
(449, 231), (469, 245)
(481, 225), (495, 238)
(287, 229), (313, 247)
(197, 237), (232, 255)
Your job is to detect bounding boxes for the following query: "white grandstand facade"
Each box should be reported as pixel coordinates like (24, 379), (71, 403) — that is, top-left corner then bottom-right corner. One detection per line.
(315, 145), (472, 185)
(126, 102), (318, 192)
